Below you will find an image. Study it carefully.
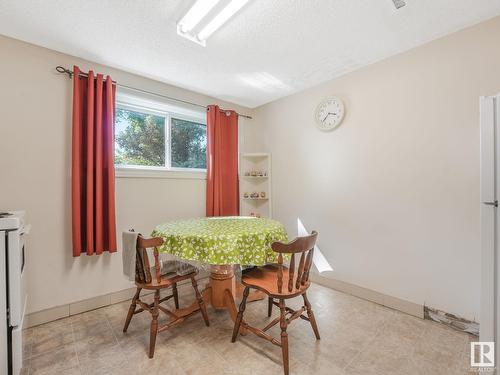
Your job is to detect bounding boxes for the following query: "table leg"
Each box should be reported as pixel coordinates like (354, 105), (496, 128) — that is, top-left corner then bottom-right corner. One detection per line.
(207, 265), (251, 334)
(208, 265), (237, 309)
(173, 286), (210, 318)
(223, 289), (238, 322)
(174, 265), (248, 334)
(236, 282), (266, 303)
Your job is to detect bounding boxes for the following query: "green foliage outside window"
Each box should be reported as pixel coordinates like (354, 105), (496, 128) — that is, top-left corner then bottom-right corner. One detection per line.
(171, 117), (206, 169)
(114, 108), (206, 169)
(115, 108), (165, 166)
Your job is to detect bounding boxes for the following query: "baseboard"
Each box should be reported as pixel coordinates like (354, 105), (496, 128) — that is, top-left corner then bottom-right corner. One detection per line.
(27, 273), (423, 328)
(27, 271), (475, 334)
(309, 273), (424, 319)
(424, 306), (479, 336)
(25, 275), (208, 329)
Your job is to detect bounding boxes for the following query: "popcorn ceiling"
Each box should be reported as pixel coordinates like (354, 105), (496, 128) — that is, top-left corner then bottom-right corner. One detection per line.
(0, 0), (499, 108)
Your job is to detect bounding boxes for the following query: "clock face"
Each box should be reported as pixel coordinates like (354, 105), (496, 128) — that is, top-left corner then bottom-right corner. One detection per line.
(314, 97), (345, 131)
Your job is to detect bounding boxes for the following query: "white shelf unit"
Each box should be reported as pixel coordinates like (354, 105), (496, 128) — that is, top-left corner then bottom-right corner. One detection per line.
(239, 153), (272, 218)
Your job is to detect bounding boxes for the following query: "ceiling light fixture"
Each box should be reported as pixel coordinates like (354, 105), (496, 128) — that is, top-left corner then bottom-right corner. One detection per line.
(177, 0), (249, 46)
(178, 0), (220, 34)
(197, 0), (249, 42)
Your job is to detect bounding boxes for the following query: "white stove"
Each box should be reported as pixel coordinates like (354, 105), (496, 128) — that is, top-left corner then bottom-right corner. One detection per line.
(0, 211), (29, 375)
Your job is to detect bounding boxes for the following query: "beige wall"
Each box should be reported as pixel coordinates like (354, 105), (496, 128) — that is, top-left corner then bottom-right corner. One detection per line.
(2, 15), (499, 320)
(253, 16), (500, 321)
(0, 35), (253, 314)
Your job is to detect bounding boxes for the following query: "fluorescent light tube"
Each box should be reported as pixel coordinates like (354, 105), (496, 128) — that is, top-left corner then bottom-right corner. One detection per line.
(197, 0), (249, 41)
(178, 0), (220, 33)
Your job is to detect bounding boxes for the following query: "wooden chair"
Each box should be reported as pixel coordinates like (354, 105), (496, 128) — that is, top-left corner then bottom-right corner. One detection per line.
(123, 235), (209, 358)
(231, 231), (320, 375)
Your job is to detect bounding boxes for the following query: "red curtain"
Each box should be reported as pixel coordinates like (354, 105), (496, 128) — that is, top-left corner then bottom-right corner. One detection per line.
(206, 105), (239, 216)
(72, 65), (117, 256)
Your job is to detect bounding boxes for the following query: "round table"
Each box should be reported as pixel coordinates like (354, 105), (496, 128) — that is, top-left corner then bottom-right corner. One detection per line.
(152, 217), (288, 327)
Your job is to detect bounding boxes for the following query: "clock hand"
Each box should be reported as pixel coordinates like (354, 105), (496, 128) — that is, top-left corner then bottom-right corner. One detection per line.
(322, 112), (338, 122)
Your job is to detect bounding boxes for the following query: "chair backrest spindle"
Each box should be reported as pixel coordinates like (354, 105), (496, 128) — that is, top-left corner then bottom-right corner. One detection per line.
(271, 231), (318, 294)
(288, 254), (295, 292)
(301, 247), (314, 286)
(277, 253), (284, 293)
(153, 247), (161, 283)
(136, 235), (164, 284)
(295, 252), (306, 290)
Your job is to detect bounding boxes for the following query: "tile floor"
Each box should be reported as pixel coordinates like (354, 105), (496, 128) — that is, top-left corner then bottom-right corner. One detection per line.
(22, 283), (475, 375)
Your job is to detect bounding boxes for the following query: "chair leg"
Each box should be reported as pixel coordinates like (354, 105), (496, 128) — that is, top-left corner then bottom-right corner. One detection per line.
(231, 287), (249, 343)
(149, 290), (160, 358)
(123, 287), (141, 333)
(268, 297), (273, 317)
(279, 299), (289, 375)
(173, 283), (180, 309)
(303, 292), (320, 340)
(191, 276), (209, 326)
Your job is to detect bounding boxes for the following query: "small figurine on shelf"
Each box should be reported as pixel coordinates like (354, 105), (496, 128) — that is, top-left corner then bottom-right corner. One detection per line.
(243, 192), (249, 198)
(250, 192), (259, 199)
(244, 170), (268, 177)
(260, 192), (266, 198)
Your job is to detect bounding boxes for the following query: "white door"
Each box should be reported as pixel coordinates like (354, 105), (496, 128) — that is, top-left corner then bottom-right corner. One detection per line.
(481, 203), (496, 342)
(480, 96), (496, 344)
(496, 95), (500, 372)
(480, 95), (500, 373)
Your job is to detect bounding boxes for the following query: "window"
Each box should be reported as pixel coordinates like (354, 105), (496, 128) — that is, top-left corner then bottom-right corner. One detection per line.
(115, 108), (166, 167)
(114, 94), (207, 176)
(170, 117), (207, 169)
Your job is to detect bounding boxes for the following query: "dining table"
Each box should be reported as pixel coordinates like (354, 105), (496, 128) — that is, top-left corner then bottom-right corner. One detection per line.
(151, 216), (288, 329)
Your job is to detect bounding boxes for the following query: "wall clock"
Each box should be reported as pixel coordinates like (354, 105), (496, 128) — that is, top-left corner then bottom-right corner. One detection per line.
(314, 96), (345, 131)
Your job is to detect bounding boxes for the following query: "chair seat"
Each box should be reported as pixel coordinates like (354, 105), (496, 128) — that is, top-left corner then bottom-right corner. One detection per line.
(242, 264), (310, 298)
(137, 262), (198, 290)
(157, 260), (198, 277)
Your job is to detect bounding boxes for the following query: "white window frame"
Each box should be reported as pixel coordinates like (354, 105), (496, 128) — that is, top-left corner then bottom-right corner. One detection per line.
(114, 89), (207, 180)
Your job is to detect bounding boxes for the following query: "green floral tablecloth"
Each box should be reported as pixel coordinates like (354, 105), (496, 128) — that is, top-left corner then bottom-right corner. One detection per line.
(152, 217), (288, 266)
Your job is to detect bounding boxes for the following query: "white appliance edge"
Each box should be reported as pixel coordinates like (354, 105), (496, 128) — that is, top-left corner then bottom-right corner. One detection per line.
(0, 212), (28, 375)
(1, 230), (8, 375)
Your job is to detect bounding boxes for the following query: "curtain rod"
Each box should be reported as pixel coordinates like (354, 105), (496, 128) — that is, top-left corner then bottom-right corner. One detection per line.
(55, 66), (252, 120)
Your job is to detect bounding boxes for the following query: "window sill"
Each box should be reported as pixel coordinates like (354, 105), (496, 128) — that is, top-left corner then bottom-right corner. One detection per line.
(115, 167), (207, 180)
